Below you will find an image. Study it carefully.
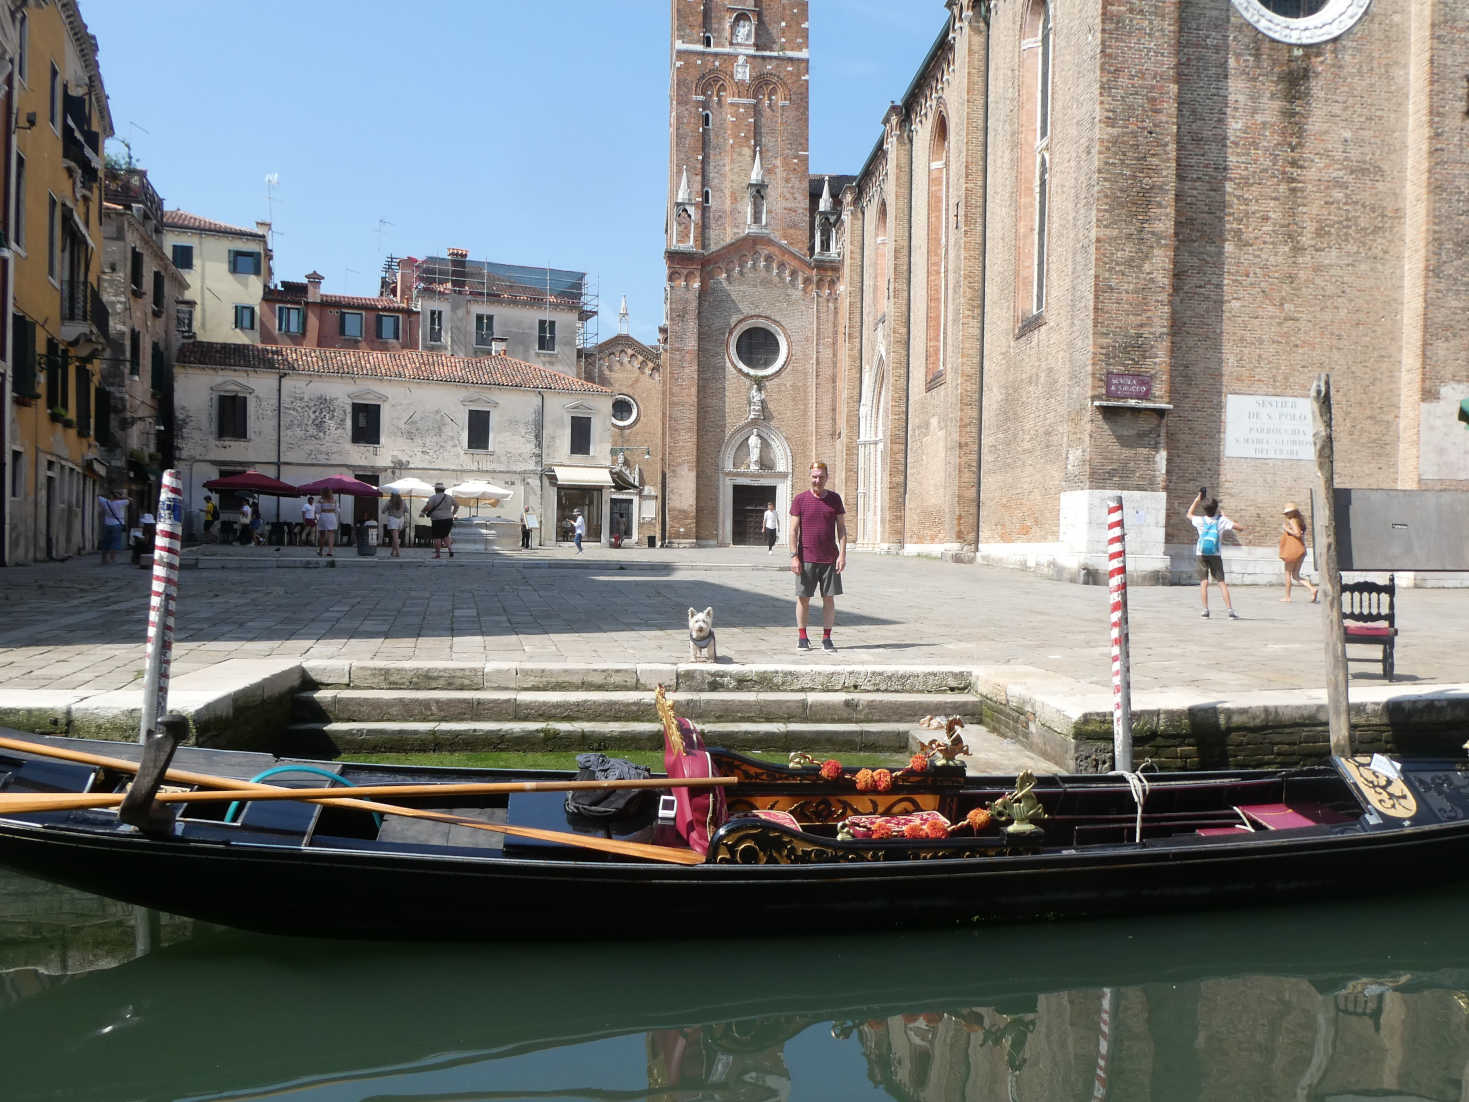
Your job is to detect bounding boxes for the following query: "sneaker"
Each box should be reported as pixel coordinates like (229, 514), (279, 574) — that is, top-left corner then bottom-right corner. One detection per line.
(1200, 609), (1210, 618)
(821, 637), (836, 652)
(796, 637), (811, 651)
(1228, 609), (1239, 619)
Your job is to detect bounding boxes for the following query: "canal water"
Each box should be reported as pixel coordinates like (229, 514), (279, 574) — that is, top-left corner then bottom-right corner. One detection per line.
(2, 868), (1466, 1101)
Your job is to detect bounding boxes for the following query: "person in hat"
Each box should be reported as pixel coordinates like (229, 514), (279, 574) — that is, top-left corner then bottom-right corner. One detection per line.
(420, 482), (458, 559)
(1278, 503), (1318, 603)
(572, 508), (586, 553)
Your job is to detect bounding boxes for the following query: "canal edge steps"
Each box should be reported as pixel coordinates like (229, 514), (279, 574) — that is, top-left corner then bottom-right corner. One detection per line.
(6, 659), (1469, 772)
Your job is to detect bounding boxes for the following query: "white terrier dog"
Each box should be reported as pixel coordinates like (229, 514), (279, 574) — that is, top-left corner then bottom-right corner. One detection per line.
(687, 606), (717, 662)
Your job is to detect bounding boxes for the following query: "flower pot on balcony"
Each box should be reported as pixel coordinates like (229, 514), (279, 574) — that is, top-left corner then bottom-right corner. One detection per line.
(61, 417), (75, 429)
(49, 408), (66, 423)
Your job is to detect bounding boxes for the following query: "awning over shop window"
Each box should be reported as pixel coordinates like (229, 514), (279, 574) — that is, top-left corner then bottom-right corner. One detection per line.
(549, 465), (614, 488)
(1459, 398), (1469, 426)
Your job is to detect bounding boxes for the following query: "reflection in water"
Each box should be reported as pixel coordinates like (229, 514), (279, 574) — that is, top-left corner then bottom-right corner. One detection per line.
(3, 867), (1469, 1101)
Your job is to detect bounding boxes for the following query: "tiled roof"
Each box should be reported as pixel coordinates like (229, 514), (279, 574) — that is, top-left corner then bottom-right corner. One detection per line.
(163, 210), (265, 238)
(177, 341), (611, 395)
(263, 286), (406, 311)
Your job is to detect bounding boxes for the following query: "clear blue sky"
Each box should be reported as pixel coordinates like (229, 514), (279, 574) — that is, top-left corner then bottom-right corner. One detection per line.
(83, 1), (945, 346)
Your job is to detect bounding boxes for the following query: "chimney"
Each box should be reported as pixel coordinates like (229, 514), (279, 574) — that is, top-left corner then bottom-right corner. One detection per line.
(447, 247), (468, 293)
(490, 336), (509, 357)
(396, 257), (417, 304)
(304, 271), (324, 303)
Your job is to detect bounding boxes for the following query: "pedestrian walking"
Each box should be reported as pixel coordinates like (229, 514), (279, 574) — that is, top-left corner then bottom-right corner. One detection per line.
(522, 506), (536, 550)
(201, 494), (218, 543)
(316, 490), (339, 557)
(97, 489), (129, 565)
(383, 492), (407, 557)
(762, 501), (779, 553)
(573, 509), (586, 553)
(421, 483), (457, 559)
(1187, 490), (1244, 619)
(1278, 503), (1319, 603)
(249, 498), (265, 546)
(789, 461), (847, 651)
(238, 499), (254, 546)
(300, 496), (317, 547)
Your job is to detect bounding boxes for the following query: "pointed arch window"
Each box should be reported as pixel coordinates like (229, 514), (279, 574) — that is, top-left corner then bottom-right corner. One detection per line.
(1016, 0), (1052, 325)
(925, 114), (949, 387)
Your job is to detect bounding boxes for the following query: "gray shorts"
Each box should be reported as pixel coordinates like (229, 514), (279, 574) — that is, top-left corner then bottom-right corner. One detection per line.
(796, 561), (844, 598)
(1196, 554), (1224, 581)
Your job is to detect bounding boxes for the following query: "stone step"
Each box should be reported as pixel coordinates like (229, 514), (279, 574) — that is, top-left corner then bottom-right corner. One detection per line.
(300, 660), (978, 695)
(287, 720), (925, 756)
(294, 689), (983, 726)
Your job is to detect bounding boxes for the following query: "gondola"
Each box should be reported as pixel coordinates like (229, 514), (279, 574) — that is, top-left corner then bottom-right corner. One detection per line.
(0, 683), (1466, 939)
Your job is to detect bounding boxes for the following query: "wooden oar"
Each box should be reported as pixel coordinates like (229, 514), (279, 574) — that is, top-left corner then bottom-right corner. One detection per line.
(0, 735), (708, 866)
(0, 775), (736, 815)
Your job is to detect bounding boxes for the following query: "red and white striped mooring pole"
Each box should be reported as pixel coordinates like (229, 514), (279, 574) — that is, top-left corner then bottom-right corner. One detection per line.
(138, 469), (183, 745)
(1106, 496), (1133, 772)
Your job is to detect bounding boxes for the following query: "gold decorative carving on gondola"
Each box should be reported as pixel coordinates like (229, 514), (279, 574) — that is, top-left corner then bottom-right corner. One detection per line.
(726, 793), (938, 823)
(708, 821), (1003, 865)
(1340, 755), (1418, 819)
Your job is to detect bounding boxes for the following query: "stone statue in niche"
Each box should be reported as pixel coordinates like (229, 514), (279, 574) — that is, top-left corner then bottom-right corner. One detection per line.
(746, 432), (764, 470)
(748, 380), (765, 421)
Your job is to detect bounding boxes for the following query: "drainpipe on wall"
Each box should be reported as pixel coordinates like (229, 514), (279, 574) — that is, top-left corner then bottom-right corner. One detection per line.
(536, 389), (545, 547)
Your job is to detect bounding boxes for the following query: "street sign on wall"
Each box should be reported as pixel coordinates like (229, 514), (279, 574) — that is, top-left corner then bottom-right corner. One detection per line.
(1224, 395), (1313, 461)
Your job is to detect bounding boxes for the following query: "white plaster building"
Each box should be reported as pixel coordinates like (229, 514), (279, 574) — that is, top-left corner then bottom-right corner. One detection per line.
(161, 211), (270, 345)
(173, 342), (615, 547)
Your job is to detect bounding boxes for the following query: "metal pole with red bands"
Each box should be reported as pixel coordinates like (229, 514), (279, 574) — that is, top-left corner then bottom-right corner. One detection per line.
(139, 469), (183, 744)
(1106, 496), (1133, 772)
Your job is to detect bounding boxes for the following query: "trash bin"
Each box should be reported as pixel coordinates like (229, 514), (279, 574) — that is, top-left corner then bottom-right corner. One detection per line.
(355, 521), (378, 557)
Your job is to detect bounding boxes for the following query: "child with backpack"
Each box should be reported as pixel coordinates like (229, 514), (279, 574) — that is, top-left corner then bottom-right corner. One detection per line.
(1187, 489), (1244, 619)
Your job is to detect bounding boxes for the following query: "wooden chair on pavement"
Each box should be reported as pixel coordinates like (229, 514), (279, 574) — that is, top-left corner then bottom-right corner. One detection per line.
(1341, 574), (1397, 681)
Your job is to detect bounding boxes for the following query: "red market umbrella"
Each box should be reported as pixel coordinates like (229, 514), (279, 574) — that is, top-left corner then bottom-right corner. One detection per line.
(295, 475), (381, 498)
(202, 470), (300, 497)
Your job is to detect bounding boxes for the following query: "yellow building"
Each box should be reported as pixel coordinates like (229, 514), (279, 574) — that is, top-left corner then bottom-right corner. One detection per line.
(6, 0), (111, 564)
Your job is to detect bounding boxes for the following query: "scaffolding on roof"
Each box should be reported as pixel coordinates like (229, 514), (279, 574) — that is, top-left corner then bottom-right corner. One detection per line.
(402, 254), (600, 351)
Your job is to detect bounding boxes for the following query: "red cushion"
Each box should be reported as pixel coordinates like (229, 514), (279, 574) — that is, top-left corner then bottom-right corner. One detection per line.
(1345, 625), (1396, 639)
(663, 716), (726, 856)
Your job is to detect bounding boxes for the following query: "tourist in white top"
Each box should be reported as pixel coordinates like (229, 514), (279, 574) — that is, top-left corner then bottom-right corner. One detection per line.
(762, 502), (779, 553)
(300, 496), (317, 547)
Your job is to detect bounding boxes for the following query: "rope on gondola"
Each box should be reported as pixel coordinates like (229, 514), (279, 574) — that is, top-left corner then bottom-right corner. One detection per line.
(1108, 768), (1152, 843)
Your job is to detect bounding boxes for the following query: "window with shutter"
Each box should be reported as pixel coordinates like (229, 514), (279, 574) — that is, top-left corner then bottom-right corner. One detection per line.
(467, 409), (492, 451)
(538, 319), (557, 352)
(351, 402), (381, 445)
(339, 312), (364, 339)
(570, 415), (591, 455)
(217, 394), (247, 439)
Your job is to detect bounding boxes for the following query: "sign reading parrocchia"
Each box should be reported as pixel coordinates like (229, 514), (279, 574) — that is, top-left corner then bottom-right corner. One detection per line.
(1224, 395), (1313, 461)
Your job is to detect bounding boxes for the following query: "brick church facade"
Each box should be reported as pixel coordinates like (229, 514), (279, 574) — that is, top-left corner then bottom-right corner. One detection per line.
(664, 0), (1469, 577)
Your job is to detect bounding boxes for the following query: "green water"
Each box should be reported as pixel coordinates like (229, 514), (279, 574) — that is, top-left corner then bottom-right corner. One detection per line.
(1, 868), (1466, 1101)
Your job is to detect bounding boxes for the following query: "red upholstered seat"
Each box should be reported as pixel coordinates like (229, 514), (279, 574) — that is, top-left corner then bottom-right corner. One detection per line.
(1236, 803), (1319, 830)
(662, 715), (726, 856)
(1196, 826), (1251, 836)
(1344, 625), (1396, 638)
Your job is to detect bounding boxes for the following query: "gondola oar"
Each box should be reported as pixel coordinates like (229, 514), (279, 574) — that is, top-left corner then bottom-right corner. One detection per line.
(0, 736), (710, 865)
(0, 774), (737, 814)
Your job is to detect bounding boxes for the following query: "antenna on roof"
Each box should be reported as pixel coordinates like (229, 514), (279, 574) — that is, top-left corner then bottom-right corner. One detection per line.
(375, 218), (394, 257)
(264, 173), (280, 249)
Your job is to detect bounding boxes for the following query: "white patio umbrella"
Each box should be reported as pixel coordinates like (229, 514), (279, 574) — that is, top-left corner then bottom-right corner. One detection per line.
(448, 480), (513, 516)
(382, 477), (436, 498)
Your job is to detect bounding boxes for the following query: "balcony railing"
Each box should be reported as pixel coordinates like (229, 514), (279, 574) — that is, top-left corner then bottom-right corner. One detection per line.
(61, 281), (110, 343)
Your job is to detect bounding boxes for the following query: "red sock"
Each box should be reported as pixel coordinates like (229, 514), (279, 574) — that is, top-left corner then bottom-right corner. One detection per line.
(823, 629), (832, 639)
(798, 629), (809, 640)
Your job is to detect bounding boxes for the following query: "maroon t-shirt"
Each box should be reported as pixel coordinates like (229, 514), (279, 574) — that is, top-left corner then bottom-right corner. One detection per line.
(790, 490), (845, 563)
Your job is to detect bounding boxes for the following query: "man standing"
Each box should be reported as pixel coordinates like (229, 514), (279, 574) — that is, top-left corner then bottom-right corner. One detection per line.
(202, 494), (218, 543)
(789, 461), (847, 651)
(762, 501), (779, 553)
(1187, 490), (1244, 619)
(573, 508), (586, 553)
(421, 482), (458, 559)
(97, 488), (129, 564)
